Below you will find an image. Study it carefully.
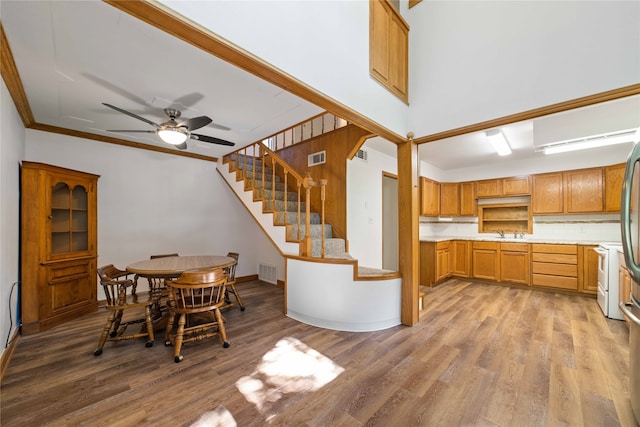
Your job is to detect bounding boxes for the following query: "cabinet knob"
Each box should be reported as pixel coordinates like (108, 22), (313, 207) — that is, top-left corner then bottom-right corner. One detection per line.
(47, 215), (53, 219)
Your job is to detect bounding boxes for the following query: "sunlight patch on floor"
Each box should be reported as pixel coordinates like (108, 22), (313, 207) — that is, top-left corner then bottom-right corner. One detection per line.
(190, 405), (236, 427)
(236, 337), (345, 422)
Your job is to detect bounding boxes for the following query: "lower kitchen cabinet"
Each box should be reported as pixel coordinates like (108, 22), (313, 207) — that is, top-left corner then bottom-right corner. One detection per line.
(580, 245), (599, 294)
(423, 239), (602, 295)
(619, 255), (632, 325)
(420, 241), (452, 287)
(435, 241), (452, 282)
(472, 241), (500, 281)
(531, 244), (579, 290)
(500, 242), (530, 285)
(452, 240), (472, 277)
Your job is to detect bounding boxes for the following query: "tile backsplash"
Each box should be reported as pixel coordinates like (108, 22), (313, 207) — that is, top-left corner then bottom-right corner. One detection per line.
(419, 213), (621, 242)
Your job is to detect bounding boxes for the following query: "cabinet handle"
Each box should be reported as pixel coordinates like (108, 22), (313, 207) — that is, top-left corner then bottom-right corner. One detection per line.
(48, 215), (53, 219)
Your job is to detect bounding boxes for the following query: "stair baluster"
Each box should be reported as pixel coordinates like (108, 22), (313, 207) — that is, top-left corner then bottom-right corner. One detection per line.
(297, 181), (301, 241)
(320, 179), (327, 258)
(284, 168), (288, 221)
(271, 156), (276, 215)
(251, 145), (256, 189)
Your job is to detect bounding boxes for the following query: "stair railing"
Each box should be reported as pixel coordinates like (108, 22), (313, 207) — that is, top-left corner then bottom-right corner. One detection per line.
(223, 142), (328, 257)
(262, 111), (349, 151)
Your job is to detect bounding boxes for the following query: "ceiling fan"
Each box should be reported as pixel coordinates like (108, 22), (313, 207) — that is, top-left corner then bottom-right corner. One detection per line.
(103, 103), (235, 150)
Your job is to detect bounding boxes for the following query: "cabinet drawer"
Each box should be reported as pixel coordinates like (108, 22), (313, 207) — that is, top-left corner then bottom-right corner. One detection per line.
(47, 261), (91, 284)
(501, 242), (528, 252)
(532, 274), (578, 290)
(436, 241), (451, 250)
(531, 253), (578, 264)
(531, 244), (577, 254)
(532, 262), (578, 277)
(473, 241), (499, 250)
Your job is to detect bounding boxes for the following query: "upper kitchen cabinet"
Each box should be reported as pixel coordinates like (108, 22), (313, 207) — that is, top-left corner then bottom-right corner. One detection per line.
(476, 179), (501, 198)
(369, 0), (409, 102)
(460, 182), (477, 216)
(439, 182), (477, 217)
(420, 177), (440, 216)
(476, 176), (530, 198)
(21, 162), (99, 335)
(532, 172), (565, 214)
(440, 183), (460, 216)
(605, 163), (625, 212)
(533, 167), (605, 214)
(502, 176), (531, 196)
(564, 167), (604, 213)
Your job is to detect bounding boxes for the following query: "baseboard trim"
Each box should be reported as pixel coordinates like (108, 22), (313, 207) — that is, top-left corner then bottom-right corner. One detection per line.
(236, 274), (258, 283)
(1, 328), (20, 382)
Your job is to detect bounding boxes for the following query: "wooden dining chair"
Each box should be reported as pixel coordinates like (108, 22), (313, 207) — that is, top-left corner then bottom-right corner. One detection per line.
(145, 253), (180, 316)
(94, 265), (154, 356)
(150, 253), (179, 259)
(223, 252), (245, 311)
(165, 268), (230, 363)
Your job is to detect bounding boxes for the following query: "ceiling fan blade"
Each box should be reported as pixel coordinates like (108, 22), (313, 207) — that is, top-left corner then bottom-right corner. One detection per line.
(179, 115), (212, 131)
(107, 129), (156, 133)
(102, 103), (160, 128)
(190, 133), (235, 146)
(175, 142), (188, 150)
(211, 122), (231, 131)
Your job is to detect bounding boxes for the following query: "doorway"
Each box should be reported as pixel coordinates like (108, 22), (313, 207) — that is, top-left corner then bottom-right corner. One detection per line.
(382, 172), (398, 271)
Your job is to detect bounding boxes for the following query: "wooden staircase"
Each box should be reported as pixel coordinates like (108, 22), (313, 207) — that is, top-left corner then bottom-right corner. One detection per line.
(223, 148), (349, 259)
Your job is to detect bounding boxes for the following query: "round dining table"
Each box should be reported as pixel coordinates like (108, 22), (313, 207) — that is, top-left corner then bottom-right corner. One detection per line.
(126, 255), (236, 278)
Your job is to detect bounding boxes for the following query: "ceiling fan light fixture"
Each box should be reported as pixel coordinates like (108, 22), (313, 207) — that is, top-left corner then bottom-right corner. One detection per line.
(485, 129), (512, 156)
(157, 127), (189, 145)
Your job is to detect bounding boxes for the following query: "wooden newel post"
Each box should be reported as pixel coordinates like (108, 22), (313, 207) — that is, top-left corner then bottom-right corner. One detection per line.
(301, 172), (315, 256)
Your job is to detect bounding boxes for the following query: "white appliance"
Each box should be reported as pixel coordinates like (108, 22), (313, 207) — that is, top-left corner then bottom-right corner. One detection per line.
(594, 243), (624, 320)
(619, 137), (640, 426)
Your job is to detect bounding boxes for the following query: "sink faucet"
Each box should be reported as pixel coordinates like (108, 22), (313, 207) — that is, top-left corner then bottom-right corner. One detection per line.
(497, 231), (505, 238)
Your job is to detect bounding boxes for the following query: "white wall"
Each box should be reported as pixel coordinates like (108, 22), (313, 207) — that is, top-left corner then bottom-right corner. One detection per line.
(24, 130), (284, 295)
(347, 138), (398, 269)
(1, 79), (26, 360)
(407, 1), (640, 136)
(160, 0), (409, 138)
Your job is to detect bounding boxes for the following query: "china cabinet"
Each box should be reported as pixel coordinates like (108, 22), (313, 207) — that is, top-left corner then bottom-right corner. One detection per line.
(21, 162), (99, 334)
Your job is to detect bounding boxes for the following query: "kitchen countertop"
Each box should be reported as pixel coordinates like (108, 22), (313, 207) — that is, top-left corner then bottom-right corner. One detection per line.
(419, 235), (619, 246)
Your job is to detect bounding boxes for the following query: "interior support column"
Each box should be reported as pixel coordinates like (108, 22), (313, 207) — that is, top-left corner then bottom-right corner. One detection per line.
(397, 134), (419, 326)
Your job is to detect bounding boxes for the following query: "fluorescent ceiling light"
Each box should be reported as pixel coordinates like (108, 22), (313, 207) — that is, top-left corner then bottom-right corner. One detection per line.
(542, 128), (638, 155)
(485, 129), (512, 156)
(157, 127), (189, 145)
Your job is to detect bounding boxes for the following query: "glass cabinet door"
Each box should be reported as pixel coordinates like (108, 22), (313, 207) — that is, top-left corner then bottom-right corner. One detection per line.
(50, 181), (89, 255)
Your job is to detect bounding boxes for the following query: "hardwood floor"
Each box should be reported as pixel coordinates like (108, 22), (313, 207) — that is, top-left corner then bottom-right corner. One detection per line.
(1, 279), (637, 426)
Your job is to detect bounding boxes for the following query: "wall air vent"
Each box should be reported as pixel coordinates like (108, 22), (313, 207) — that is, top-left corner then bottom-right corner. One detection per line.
(355, 149), (368, 161)
(308, 150), (326, 167)
(259, 263), (277, 284)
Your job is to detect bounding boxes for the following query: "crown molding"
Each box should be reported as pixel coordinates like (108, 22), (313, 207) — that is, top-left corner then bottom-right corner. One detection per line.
(29, 123), (218, 162)
(0, 22), (35, 127)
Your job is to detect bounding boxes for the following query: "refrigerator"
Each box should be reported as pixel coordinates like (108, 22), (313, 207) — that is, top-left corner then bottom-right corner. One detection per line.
(619, 136), (640, 426)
